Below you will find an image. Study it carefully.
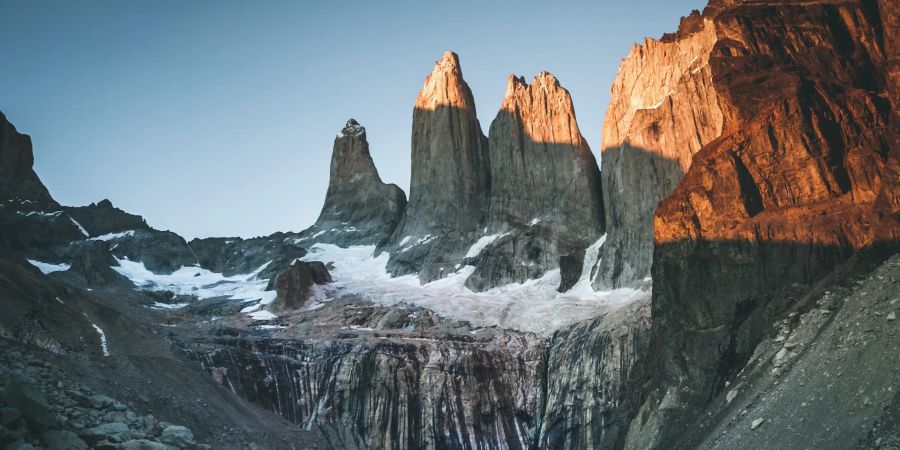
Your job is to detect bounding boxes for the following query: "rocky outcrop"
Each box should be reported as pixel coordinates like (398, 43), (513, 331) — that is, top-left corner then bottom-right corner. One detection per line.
(465, 73), (604, 291)
(0, 112), (56, 207)
(594, 11), (725, 289)
(273, 261), (331, 310)
(63, 200), (150, 238)
(621, 1), (900, 447)
(385, 51), (491, 282)
(301, 119), (407, 247)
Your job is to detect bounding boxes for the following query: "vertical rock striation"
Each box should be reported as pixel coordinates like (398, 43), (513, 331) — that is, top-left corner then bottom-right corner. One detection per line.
(594, 12), (726, 289)
(465, 73), (604, 291)
(302, 119), (407, 247)
(539, 300), (651, 449)
(622, 1), (900, 447)
(385, 51), (491, 282)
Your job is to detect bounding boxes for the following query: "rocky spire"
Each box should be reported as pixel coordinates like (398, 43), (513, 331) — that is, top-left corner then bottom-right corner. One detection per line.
(464, 72), (604, 291)
(487, 72), (602, 232)
(385, 51), (490, 281)
(0, 111), (57, 206)
(303, 119), (407, 247)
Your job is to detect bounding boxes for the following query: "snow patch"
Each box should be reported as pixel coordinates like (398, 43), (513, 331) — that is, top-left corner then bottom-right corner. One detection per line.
(111, 258), (277, 321)
(301, 237), (648, 336)
(89, 230), (135, 241)
(67, 215), (89, 237)
(150, 302), (188, 310)
(465, 232), (509, 258)
(27, 259), (71, 274)
(91, 324), (110, 357)
(249, 310), (278, 321)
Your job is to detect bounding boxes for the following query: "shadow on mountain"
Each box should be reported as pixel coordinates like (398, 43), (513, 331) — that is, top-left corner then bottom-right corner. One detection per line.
(593, 145), (685, 290)
(385, 105), (606, 292)
(617, 238), (900, 449)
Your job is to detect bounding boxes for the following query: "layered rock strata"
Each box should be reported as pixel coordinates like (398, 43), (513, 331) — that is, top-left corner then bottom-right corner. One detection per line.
(301, 119), (407, 247)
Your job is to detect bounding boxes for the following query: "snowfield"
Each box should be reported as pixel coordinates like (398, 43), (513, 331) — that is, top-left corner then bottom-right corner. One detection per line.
(300, 235), (649, 336)
(111, 258), (277, 306)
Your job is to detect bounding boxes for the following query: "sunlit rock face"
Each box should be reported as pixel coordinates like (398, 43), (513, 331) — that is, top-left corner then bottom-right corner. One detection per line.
(385, 51), (491, 282)
(594, 12), (726, 289)
(621, 1), (900, 447)
(301, 119), (407, 247)
(466, 73), (604, 291)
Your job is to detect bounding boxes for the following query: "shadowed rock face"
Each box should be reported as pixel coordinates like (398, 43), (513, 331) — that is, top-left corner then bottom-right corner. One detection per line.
(620, 1), (900, 447)
(302, 119), (407, 247)
(594, 12), (725, 289)
(465, 73), (604, 291)
(385, 51), (491, 282)
(62, 200), (150, 238)
(0, 112), (56, 207)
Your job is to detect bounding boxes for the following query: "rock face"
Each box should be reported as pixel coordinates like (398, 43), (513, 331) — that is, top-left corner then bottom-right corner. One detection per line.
(465, 73), (604, 291)
(594, 11), (726, 289)
(621, 1), (900, 447)
(182, 300), (547, 450)
(301, 119), (407, 247)
(0, 112), (56, 207)
(539, 300), (651, 449)
(273, 261), (332, 310)
(63, 200), (150, 238)
(385, 51), (491, 282)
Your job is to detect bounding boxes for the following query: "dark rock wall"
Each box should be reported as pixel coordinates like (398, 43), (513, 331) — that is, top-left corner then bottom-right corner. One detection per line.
(385, 51), (491, 283)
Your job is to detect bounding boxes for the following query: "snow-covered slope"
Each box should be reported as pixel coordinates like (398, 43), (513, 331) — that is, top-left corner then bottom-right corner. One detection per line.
(301, 237), (648, 335)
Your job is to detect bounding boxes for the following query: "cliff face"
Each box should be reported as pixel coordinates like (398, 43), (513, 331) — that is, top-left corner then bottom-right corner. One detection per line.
(0, 112), (56, 207)
(594, 12), (726, 289)
(623, 0), (900, 447)
(302, 119), (407, 247)
(465, 73), (604, 291)
(386, 51), (491, 282)
(181, 301), (547, 450)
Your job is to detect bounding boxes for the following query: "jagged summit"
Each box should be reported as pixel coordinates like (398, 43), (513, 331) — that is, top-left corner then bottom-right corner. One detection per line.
(414, 50), (477, 112)
(338, 118), (365, 138)
(435, 50), (461, 73)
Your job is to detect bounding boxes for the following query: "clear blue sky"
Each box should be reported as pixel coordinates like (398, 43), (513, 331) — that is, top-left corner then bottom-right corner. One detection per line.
(0, 0), (704, 239)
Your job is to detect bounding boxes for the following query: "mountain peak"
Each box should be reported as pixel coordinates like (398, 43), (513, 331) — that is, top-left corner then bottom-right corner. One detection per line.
(415, 51), (476, 112)
(339, 118), (366, 138)
(435, 50), (460, 73)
